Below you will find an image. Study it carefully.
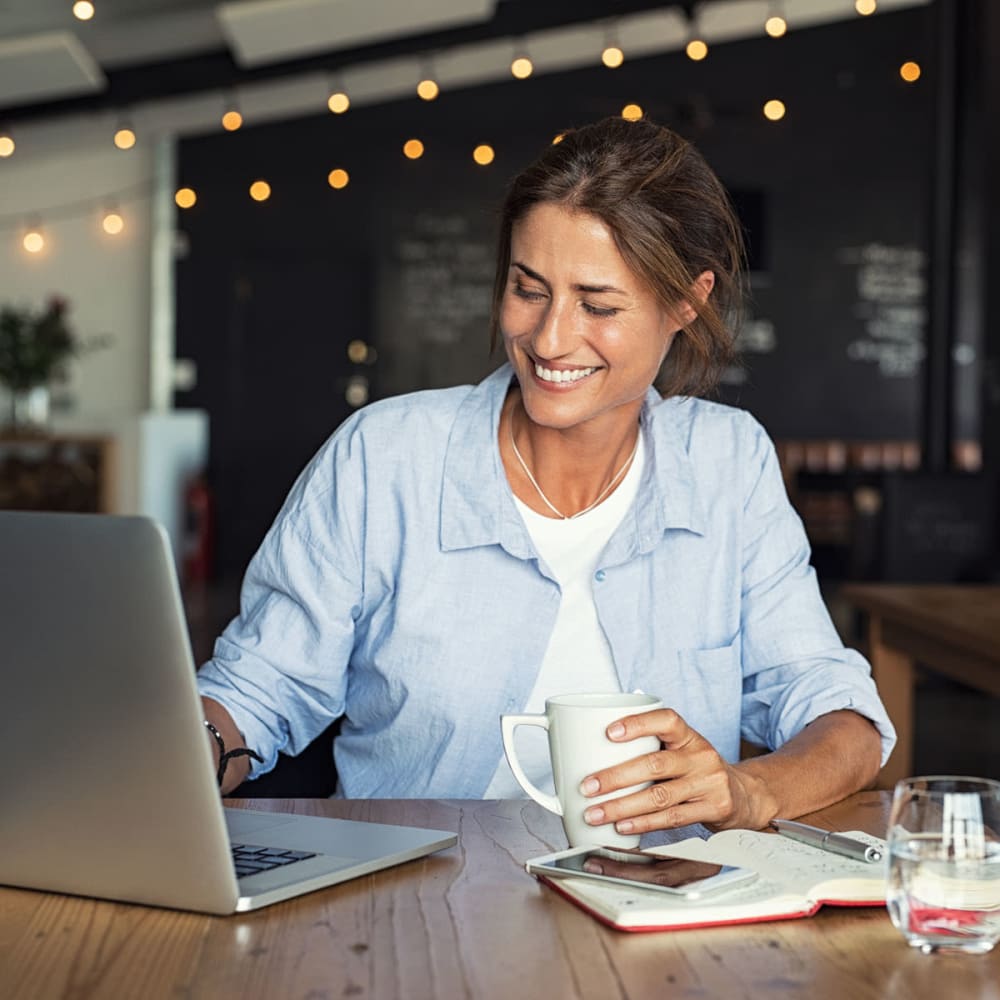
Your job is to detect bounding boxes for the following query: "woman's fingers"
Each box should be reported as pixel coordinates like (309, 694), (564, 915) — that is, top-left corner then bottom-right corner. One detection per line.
(579, 707), (739, 832)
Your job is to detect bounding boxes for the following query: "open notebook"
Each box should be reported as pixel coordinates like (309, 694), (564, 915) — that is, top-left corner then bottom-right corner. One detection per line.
(528, 827), (886, 932)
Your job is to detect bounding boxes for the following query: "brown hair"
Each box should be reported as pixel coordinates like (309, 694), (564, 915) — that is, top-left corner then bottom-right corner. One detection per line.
(489, 116), (746, 398)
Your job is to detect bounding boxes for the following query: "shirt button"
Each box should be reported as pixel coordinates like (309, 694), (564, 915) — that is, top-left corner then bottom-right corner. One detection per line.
(595, 570), (606, 582)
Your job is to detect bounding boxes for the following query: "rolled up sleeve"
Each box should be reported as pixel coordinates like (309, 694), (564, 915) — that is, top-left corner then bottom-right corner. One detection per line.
(736, 419), (896, 765)
(197, 435), (364, 776)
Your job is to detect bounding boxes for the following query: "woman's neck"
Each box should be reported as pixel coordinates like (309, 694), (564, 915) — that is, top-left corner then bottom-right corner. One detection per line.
(500, 390), (642, 520)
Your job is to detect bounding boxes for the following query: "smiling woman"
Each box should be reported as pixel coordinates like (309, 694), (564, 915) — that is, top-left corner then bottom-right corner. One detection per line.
(197, 117), (894, 842)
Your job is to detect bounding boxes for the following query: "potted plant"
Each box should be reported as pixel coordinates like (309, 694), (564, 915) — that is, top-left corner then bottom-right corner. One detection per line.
(0, 297), (99, 434)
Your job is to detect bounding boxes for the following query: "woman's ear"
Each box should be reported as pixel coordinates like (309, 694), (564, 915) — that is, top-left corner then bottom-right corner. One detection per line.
(674, 270), (716, 326)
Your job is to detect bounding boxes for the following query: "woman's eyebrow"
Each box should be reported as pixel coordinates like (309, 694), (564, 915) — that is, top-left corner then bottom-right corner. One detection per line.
(574, 282), (627, 295)
(512, 261), (549, 289)
(512, 261), (626, 296)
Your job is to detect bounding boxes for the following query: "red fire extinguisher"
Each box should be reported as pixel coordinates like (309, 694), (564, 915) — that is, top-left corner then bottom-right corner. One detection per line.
(182, 472), (215, 586)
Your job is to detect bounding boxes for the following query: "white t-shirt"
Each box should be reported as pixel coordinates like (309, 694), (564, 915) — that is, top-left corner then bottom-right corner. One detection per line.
(485, 434), (646, 798)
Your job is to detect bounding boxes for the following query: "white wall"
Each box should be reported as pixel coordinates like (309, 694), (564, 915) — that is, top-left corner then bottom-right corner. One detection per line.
(0, 140), (154, 425)
(0, 137), (208, 539)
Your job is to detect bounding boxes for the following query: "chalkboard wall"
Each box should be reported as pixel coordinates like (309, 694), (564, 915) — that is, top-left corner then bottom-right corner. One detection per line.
(176, 6), (947, 576)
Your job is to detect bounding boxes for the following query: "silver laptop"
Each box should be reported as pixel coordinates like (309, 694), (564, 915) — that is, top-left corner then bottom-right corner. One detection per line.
(0, 510), (456, 914)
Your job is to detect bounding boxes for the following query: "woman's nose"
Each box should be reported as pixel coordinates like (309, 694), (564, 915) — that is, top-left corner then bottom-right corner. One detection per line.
(530, 298), (576, 359)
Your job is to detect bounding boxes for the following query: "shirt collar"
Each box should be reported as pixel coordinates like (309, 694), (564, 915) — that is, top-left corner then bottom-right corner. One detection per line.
(440, 363), (705, 556)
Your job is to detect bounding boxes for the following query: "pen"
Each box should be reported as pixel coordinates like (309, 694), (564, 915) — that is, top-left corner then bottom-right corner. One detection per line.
(770, 819), (883, 864)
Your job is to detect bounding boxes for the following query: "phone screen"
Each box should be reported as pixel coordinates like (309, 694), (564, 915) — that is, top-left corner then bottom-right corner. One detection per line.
(532, 846), (757, 899)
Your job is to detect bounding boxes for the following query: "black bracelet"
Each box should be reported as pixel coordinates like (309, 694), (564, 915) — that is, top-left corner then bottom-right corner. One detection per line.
(204, 720), (264, 788)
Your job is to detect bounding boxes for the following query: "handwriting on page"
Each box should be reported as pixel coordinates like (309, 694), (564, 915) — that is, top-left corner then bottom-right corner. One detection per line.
(724, 830), (886, 887)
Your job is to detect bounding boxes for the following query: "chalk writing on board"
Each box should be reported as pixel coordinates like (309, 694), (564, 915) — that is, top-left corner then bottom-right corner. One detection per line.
(722, 317), (777, 386)
(840, 242), (927, 378)
(395, 212), (494, 345)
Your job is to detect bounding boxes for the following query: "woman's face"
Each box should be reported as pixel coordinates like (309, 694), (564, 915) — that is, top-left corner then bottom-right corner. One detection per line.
(500, 202), (681, 435)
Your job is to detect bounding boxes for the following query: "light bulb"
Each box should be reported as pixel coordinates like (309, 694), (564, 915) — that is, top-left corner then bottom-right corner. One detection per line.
(417, 78), (439, 101)
(686, 38), (708, 61)
(511, 56), (533, 80)
(473, 144), (495, 166)
(222, 109), (243, 132)
(621, 104), (643, 122)
(328, 91), (350, 114)
(73, 1), (95, 21)
(765, 16), (787, 38)
(328, 168), (350, 189)
(0, 134), (14, 158)
(602, 45), (624, 69)
(249, 180), (271, 202)
(900, 61), (921, 83)
(175, 188), (197, 209)
(403, 139), (425, 160)
(23, 230), (44, 253)
(114, 126), (136, 150)
(102, 211), (124, 235)
(763, 99), (786, 121)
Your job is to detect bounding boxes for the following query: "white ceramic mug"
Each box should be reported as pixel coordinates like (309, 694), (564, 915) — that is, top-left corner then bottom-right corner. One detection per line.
(500, 692), (663, 848)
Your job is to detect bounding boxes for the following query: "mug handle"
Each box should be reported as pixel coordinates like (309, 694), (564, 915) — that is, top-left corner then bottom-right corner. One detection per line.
(500, 714), (562, 816)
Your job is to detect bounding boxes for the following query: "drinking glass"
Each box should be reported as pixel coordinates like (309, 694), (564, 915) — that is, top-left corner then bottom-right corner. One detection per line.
(886, 775), (1000, 955)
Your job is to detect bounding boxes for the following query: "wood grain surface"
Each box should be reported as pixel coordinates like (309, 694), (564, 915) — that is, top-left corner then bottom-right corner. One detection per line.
(3, 794), (998, 1000)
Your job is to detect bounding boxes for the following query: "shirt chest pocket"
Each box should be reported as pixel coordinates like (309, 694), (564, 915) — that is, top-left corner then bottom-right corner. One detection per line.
(671, 640), (743, 762)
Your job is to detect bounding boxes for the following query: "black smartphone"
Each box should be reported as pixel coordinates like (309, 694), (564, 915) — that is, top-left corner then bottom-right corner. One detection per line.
(526, 845), (758, 899)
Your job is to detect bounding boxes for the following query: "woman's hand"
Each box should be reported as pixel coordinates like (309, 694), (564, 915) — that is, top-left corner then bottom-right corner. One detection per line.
(579, 708), (777, 835)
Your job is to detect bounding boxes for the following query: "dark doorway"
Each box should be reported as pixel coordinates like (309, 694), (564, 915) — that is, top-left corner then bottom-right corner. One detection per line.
(210, 253), (371, 579)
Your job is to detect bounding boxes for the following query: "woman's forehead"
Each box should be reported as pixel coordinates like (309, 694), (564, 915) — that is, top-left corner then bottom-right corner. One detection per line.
(510, 204), (632, 276)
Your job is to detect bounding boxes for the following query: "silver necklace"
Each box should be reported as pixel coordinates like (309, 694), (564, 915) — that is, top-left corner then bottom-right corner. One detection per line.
(507, 411), (639, 520)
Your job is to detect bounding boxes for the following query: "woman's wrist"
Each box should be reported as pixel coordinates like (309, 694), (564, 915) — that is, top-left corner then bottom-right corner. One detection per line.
(717, 761), (780, 831)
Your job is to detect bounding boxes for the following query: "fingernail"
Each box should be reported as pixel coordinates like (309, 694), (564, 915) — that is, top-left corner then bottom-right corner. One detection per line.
(607, 722), (625, 739)
(580, 777), (600, 795)
(584, 806), (605, 824)
(616, 820), (634, 834)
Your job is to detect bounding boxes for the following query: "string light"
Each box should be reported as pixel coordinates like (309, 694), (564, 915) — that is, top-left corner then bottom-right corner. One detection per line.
(102, 208), (124, 235)
(327, 89), (350, 114)
(417, 56), (440, 100)
(249, 180), (271, 202)
(511, 41), (533, 80)
(601, 22), (624, 68)
(684, 3), (709, 61)
(221, 96), (243, 132)
(23, 224), (45, 254)
(114, 121), (136, 150)
(602, 44), (624, 69)
(763, 99), (786, 121)
(765, 3), (788, 39)
(327, 168), (350, 189)
(621, 103), (643, 122)
(175, 188), (197, 209)
(403, 138), (425, 160)
(417, 78), (439, 101)
(552, 133), (565, 144)
(0, 132), (14, 158)
(855, 0), (877, 14)
(900, 61), (921, 83)
(72, 1), (95, 21)
(473, 144), (495, 165)
(686, 37), (708, 61)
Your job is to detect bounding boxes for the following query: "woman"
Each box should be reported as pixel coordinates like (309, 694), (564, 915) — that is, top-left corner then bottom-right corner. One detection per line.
(199, 117), (894, 837)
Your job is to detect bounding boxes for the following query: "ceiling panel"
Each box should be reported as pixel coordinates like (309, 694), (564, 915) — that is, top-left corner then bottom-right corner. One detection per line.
(0, 32), (105, 108)
(217, 0), (495, 68)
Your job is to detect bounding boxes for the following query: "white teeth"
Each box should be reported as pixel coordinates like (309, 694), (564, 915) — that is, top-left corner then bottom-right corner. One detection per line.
(534, 364), (596, 383)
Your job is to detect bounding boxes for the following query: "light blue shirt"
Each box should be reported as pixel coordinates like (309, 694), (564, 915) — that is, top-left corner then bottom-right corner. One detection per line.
(197, 363), (896, 797)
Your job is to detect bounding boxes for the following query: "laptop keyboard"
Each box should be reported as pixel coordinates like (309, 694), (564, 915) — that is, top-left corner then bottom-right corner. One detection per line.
(232, 843), (318, 879)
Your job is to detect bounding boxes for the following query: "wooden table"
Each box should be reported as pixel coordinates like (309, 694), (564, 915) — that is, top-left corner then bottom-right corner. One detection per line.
(840, 584), (1000, 789)
(2, 795), (999, 999)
